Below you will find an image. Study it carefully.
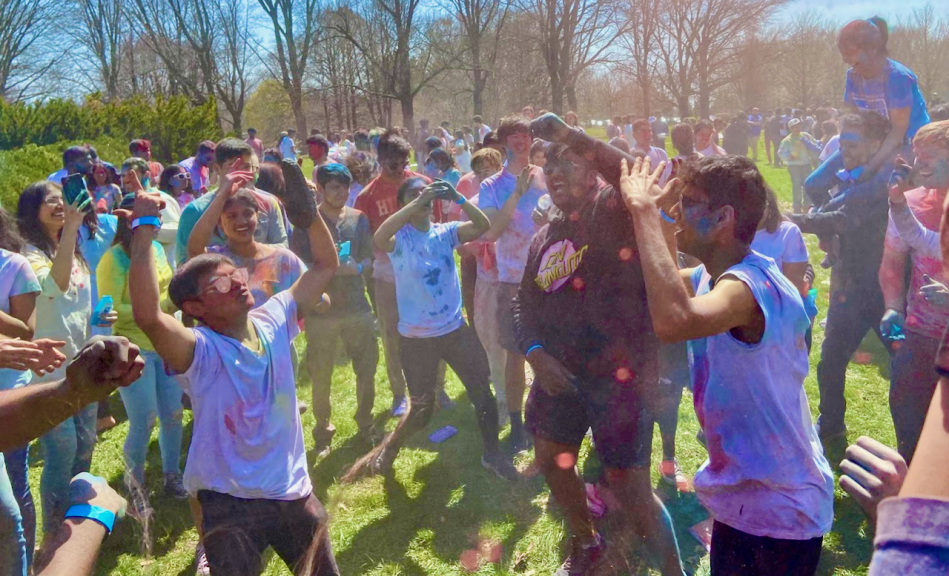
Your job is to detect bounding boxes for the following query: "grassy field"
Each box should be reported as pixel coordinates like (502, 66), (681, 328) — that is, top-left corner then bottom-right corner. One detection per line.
(25, 139), (893, 575)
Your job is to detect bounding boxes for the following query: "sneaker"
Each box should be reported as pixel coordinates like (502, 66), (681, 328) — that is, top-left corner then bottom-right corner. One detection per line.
(509, 428), (532, 454)
(391, 396), (407, 417)
(481, 452), (521, 481)
(356, 424), (383, 445)
(163, 473), (189, 500)
(298, 400), (309, 415)
(816, 418), (847, 442)
(437, 390), (456, 410)
(369, 448), (396, 477)
(658, 459), (691, 492)
(312, 425), (336, 455)
(554, 534), (605, 575)
(195, 542), (210, 576)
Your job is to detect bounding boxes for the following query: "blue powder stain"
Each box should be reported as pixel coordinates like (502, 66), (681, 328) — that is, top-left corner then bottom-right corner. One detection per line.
(424, 268), (441, 286)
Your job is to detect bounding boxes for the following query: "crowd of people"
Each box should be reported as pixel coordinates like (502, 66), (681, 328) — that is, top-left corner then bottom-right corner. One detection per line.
(3, 14), (949, 576)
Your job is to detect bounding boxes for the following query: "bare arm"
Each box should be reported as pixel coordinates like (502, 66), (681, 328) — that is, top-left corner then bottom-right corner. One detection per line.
(456, 197), (491, 244)
(863, 107), (909, 182)
(373, 188), (437, 253)
(49, 199), (86, 292)
(899, 376), (949, 500)
(880, 246), (909, 313)
(782, 261), (810, 297)
(0, 293), (36, 340)
(186, 191), (225, 258)
(288, 208), (339, 316)
(482, 167), (533, 242)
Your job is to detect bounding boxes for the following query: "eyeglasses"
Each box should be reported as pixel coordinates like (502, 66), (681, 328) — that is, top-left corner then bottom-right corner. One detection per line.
(201, 268), (248, 295)
(43, 196), (65, 206)
(172, 172), (191, 182)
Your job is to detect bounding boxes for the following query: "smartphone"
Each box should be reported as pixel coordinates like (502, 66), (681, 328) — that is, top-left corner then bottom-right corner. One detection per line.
(428, 425), (458, 444)
(92, 295), (114, 328)
(62, 173), (88, 206)
(338, 241), (351, 263)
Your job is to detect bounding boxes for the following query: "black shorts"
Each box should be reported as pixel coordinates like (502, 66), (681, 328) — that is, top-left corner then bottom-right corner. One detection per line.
(496, 282), (520, 353)
(525, 375), (653, 469)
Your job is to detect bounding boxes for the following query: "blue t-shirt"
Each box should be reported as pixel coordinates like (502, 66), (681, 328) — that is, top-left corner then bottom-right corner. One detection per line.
(80, 214), (118, 339)
(747, 114), (763, 136)
(844, 58), (930, 140)
(389, 221), (464, 338)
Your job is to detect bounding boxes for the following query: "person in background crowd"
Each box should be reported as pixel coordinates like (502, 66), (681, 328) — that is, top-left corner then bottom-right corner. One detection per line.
(355, 130), (430, 417)
(293, 164), (378, 454)
(416, 119), (431, 158)
(632, 118), (670, 185)
(121, 158), (181, 269)
(712, 117), (726, 146)
(695, 120), (726, 157)
(748, 108), (764, 161)
(522, 105), (536, 119)
(245, 128), (264, 158)
(481, 131), (504, 154)
(96, 195), (186, 519)
(16, 182), (118, 543)
(792, 111), (895, 443)
(159, 164), (196, 210)
(529, 139), (547, 168)
(452, 130), (472, 173)
(255, 162), (286, 201)
(179, 141), (216, 195)
(474, 115), (492, 144)
(307, 133), (331, 182)
(669, 123), (700, 162)
(129, 140), (163, 182)
(89, 162), (121, 213)
(47, 146), (93, 185)
(837, 17), (930, 181)
(779, 118), (818, 213)
(564, 111), (581, 131)
(929, 103), (949, 122)
(175, 139), (288, 267)
(426, 148), (462, 188)
(262, 147), (282, 163)
(623, 115), (634, 143)
(478, 115), (548, 453)
(753, 187), (811, 296)
(344, 152), (377, 208)
(723, 115), (750, 157)
(608, 137), (631, 154)
(879, 120), (949, 464)
(765, 110), (784, 166)
(820, 120), (840, 158)
(651, 116), (669, 149)
(606, 116), (621, 140)
(345, 178), (518, 481)
(278, 128), (298, 162)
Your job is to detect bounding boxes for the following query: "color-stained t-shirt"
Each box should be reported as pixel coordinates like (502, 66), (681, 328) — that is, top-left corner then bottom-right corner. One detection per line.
(844, 58), (930, 140)
(208, 244), (306, 309)
(478, 166), (547, 284)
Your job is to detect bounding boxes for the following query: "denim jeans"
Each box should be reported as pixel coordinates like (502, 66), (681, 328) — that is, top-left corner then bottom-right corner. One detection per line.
(788, 164), (813, 213)
(117, 350), (184, 484)
(0, 455), (27, 576)
(2, 446), (33, 568)
(889, 330), (940, 463)
(38, 402), (97, 534)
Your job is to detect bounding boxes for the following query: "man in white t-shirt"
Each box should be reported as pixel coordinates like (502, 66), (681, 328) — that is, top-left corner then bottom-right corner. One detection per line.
(473, 115), (491, 144)
(126, 169), (341, 575)
(478, 114), (547, 452)
(279, 129), (298, 161)
(631, 118), (670, 186)
(621, 154), (833, 573)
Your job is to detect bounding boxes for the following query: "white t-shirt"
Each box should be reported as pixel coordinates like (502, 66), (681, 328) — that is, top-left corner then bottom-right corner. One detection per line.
(0, 250), (41, 390)
(279, 136), (297, 161)
(478, 124), (491, 143)
(389, 222), (465, 338)
(478, 166), (547, 284)
(180, 291), (311, 500)
(698, 144), (727, 157)
(819, 135), (840, 162)
(689, 253), (834, 540)
(751, 221), (809, 270)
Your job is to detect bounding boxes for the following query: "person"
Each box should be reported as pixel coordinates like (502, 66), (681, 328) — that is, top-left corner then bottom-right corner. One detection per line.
(474, 115), (491, 144)
(651, 116), (669, 149)
(96, 196), (186, 518)
(820, 120), (840, 159)
(522, 105), (536, 119)
(179, 141), (216, 195)
(748, 108), (763, 161)
(345, 178), (518, 481)
(790, 111), (895, 442)
(245, 128), (264, 158)
(606, 116), (621, 140)
(778, 118), (819, 213)
(722, 115), (750, 158)
(121, 157), (182, 268)
(838, 17), (930, 181)
(712, 117), (726, 146)
(354, 130), (430, 417)
(126, 173), (341, 575)
(158, 164), (196, 209)
(175, 139), (288, 267)
(263, 147), (282, 163)
(608, 137), (631, 154)
(694, 120), (726, 157)
(16, 182), (118, 542)
(631, 118), (670, 185)
(930, 103), (949, 122)
(481, 131), (504, 154)
(415, 119), (431, 159)
(292, 164), (378, 454)
(522, 116), (685, 575)
(426, 148), (462, 188)
(619, 153), (834, 575)
(88, 162), (121, 213)
(307, 134), (331, 181)
(478, 115), (548, 452)
(279, 128), (298, 162)
(878, 119), (949, 463)
(623, 115), (633, 143)
(344, 152), (376, 208)
(753, 187), (811, 296)
(452, 130), (472, 173)
(766, 110), (784, 166)
(129, 139), (164, 182)
(47, 146), (93, 185)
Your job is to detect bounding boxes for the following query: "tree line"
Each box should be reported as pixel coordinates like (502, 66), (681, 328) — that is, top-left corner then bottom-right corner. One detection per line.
(2, 0), (947, 143)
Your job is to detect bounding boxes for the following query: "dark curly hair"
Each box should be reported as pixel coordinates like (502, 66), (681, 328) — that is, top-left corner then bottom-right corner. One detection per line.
(376, 129), (412, 161)
(679, 155), (767, 245)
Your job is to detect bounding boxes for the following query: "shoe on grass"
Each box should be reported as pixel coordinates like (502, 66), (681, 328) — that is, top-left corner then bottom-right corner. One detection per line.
(658, 459), (691, 492)
(126, 483), (153, 521)
(312, 425), (336, 455)
(555, 533), (605, 576)
(481, 451), (521, 481)
(509, 428), (532, 454)
(164, 472), (189, 500)
(391, 396), (407, 417)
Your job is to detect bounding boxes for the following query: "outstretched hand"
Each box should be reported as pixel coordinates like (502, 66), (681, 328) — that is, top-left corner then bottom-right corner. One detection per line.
(530, 113), (571, 143)
(219, 157), (255, 198)
(839, 436), (907, 522)
(514, 166), (535, 199)
(0, 338), (65, 373)
(619, 157), (679, 213)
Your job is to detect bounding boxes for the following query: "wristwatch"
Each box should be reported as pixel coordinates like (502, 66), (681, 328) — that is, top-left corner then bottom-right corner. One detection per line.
(65, 504), (116, 534)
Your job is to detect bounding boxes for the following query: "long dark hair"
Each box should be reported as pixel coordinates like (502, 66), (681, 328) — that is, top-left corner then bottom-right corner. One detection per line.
(158, 164), (186, 198)
(16, 181), (87, 268)
(761, 185), (786, 234)
(113, 195), (135, 255)
(0, 208), (24, 252)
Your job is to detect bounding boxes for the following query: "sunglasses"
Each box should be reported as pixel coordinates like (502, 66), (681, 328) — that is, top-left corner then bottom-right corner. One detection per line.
(201, 268), (249, 295)
(172, 172), (191, 182)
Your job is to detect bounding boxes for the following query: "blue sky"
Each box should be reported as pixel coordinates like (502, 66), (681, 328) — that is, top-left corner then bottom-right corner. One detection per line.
(777, 0), (949, 23)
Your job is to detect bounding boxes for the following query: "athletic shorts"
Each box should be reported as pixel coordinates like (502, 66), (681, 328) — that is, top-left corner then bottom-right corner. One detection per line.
(496, 281), (520, 353)
(525, 375), (653, 469)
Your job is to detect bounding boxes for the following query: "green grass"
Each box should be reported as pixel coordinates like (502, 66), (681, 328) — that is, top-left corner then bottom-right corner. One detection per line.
(27, 141), (890, 575)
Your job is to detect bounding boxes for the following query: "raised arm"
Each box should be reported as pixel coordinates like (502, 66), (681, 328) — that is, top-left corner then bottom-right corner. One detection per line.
(482, 167), (532, 242)
(288, 207), (339, 316)
(126, 193), (196, 374)
(186, 164), (255, 259)
(373, 187), (437, 252)
(49, 197), (88, 292)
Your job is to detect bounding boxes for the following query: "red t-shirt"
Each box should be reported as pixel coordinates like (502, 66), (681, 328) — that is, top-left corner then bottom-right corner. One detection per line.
(354, 170), (429, 282)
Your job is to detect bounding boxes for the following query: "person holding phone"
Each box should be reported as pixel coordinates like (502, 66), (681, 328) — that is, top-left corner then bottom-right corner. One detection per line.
(15, 181), (118, 544)
(344, 178), (519, 482)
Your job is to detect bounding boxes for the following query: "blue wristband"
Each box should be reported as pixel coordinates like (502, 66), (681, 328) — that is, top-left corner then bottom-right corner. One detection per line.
(65, 504), (116, 534)
(526, 344), (544, 356)
(659, 208), (675, 224)
(455, 195), (467, 205)
(131, 216), (162, 230)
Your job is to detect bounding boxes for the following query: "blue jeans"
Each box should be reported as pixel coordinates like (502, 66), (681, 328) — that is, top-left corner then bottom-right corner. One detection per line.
(38, 402), (97, 534)
(117, 351), (184, 484)
(0, 455), (27, 576)
(2, 446), (33, 568)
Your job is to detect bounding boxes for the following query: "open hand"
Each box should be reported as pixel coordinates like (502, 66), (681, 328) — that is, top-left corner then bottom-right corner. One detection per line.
(31, 339), (67, 376)
(219, 157), (255, 198)
(514, 166), (535, 199)
(839, 436), (907, 522)
(527, 348), (578, 396)
(68, 472), (127, 518)
(619, 157), (677, 212)
(919, 274), (949, 307)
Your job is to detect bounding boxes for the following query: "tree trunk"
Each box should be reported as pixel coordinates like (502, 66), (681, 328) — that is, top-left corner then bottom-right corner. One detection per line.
(473, 68), (485, 117)
(566, 84), (578, 114)
(401, 96), (414, 136)
(550, 74), (564, 116)
(291, 88), (307, 136)
(677, 96), (689, 119)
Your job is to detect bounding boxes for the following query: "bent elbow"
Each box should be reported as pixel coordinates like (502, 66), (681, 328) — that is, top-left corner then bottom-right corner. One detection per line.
(654, 324), (682, 344)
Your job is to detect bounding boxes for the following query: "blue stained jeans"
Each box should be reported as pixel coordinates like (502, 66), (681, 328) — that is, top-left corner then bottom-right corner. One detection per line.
(117, 351), (184, 484)
(0, 455), (27, 576)
(38, 402), (97, 535)
(2, 446), (33, 569)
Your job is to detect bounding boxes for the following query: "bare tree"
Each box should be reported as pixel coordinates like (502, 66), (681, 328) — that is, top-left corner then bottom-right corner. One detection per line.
(72, 0), (126, 100)
(0, 0), (62, 101)
(619, 0), (661, 117)
(775, 13), (836, 109)
(890, 5), (949, 101)
(443, 0), (510, 116)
